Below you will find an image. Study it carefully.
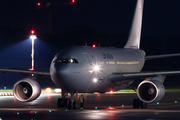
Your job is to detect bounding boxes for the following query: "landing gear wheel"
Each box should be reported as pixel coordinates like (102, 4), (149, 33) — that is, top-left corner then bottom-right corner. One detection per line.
(133, 99), (139, 108)
(140, 101), (147, 109)
(57, 98), (64, 108)
(64, 98), (68, 108)
(68, 99), (72, 109)
(73, 101), (77, 110)
(133, 99), (148, 109)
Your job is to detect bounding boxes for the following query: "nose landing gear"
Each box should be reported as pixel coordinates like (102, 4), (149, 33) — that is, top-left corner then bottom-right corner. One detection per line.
(133, 99), (148, 108)
(57, 90), (78, 110)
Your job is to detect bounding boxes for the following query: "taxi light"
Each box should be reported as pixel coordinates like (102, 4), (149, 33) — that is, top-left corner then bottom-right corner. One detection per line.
(45, 87), (52, 93)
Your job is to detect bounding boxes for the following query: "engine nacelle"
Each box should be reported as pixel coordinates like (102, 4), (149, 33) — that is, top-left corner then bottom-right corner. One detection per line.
(137, 79), (165, 103)
(13, 78), (41, 102)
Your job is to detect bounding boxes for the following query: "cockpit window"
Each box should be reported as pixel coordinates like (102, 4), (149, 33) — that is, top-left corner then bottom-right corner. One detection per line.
(56, 58), (78, 63)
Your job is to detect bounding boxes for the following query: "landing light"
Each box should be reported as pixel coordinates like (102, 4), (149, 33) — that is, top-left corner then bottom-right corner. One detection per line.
(93, 65), (100, 71)
(93, 78), (98, 83)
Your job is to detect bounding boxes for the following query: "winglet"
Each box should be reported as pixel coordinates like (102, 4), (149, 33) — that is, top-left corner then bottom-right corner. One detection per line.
(124, 0), (144, 49)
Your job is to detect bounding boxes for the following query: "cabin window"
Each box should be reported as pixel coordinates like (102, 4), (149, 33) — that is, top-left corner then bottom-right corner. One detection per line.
(56, 58), (78, 63)
(109, 61), (116, 64)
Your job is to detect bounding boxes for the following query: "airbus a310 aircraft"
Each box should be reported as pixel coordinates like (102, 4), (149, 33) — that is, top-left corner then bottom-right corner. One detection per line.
(1, 0), (180, 109)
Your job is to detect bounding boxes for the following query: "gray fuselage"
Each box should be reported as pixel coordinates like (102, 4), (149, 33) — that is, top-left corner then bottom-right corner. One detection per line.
(50, 46), (145, 93)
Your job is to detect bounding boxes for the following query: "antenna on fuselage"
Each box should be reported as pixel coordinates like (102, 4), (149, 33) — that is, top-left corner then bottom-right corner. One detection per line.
(124, 0), (144, 49)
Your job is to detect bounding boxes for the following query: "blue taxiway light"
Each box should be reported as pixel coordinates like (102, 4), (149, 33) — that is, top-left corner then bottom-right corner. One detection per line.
(4, 87), (6, 89)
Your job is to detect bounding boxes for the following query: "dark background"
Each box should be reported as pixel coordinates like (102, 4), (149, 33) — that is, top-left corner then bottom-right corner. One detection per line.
(0, 0), (180, 89)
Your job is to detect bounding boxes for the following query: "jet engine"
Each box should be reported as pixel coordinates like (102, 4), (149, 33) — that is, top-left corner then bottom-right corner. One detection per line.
(13, 78), (41, 102)
(137, 79), (165, 103)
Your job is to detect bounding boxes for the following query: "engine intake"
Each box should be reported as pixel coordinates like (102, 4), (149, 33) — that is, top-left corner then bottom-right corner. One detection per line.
(13, 78), (41, 102)
(137, 79), (165, 103)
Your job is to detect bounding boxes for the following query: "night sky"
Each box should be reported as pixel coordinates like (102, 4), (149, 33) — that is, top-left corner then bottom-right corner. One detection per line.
(1, 0), (180, 88)
(1, 0), (180, 35)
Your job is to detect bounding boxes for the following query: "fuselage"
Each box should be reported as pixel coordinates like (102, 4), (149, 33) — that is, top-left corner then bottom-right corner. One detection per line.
(50, 46), (145, 93)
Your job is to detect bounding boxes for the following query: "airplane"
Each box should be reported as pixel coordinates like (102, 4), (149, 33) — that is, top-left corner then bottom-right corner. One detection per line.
(1, 0), (180, 109)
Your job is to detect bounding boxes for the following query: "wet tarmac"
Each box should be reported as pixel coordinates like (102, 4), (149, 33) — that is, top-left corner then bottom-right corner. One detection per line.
(0, 90), (180, 120)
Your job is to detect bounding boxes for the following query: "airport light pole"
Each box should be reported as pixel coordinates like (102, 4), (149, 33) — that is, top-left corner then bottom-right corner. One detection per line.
(30, 30), (37, 71)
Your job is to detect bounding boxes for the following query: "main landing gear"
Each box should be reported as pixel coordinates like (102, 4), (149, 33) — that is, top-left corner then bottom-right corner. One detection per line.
(133, 99), (147, 109)
(57, 90), (78, 110)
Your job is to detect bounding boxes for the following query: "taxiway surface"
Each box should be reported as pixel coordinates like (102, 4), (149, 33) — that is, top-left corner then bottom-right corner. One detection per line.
(0, 90), (180, 120)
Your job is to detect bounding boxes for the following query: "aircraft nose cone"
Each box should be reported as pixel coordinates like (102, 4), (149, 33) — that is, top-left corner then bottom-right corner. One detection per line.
(56, 64), (69, 79)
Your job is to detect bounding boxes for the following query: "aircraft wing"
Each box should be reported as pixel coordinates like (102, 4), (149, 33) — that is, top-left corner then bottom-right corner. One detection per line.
(0, 68), (50, 76)
(145, 53), (180, 60)
(108, 71), (180, 82)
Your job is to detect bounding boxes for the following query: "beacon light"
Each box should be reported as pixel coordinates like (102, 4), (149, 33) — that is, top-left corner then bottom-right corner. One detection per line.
(37, 2), (41, 6)
(31, 30), (35, 35)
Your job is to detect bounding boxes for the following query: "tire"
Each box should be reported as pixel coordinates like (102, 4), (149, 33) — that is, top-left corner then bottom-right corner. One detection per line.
(64, 98), (68, 108)
(57, 98), (64, 108)
(133, 99), (139, 108)
(140, 101), (148, 109)
(73, 101), (77, 110)
(68, 99), (72, 109)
